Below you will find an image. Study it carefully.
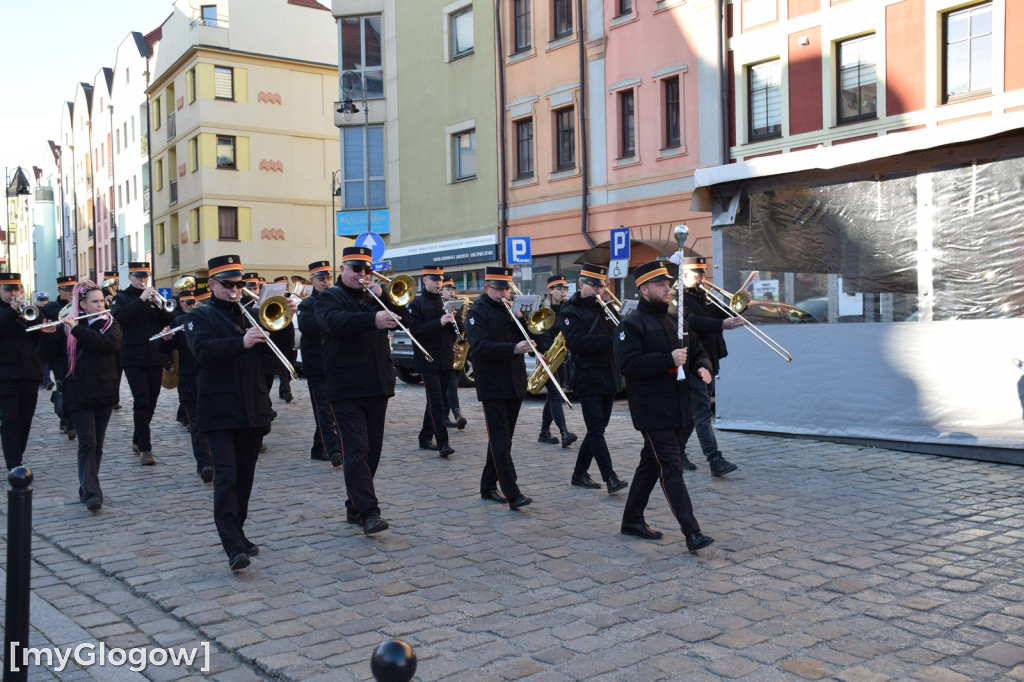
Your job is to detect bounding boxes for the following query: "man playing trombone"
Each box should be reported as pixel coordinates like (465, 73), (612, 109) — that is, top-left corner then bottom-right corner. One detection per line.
(559, 264), (628, 494)
(464, 267), (536, 510)
(679, 257), (740, 477)
(316, 246), (408, 536)
(111, 262), (175, 466)
(409, 266), (457, 458)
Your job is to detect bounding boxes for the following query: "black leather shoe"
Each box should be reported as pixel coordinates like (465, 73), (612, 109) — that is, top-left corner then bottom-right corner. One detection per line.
(67, 429), (77, 441)
(282, 392), (293, 403)
(571, 473), (601, 489)
(454, 411), (468, 430)
(439, 444), (454, 458)
(228, 550), (250, 571)
(621, 522), (663, 540)
(199, 466), (214, 483)
(606, 475), (628, 494)
(330, 452), (343, 468)
(709, 454), (738, 477)
(680, 454), (697, 471)
(346, 511), (362, 525)
(560, 429), (577, 448)
(112, 403), (121, 410)
(419, 439), (438, 451)
(686, 532), (715, 551)
(310, 451), (330, 461)
(481, 489), (507, 503)
(244, 542), (259, 557)
(508, 494), (533, 510)
(443, 417), (458, 429)
(84, 496), (102, 512)
(363, 515), (390, 535)
(538, 430), (559, 444)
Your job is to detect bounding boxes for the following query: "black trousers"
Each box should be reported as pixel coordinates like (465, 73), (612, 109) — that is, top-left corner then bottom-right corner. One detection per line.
(419, 369), (451, 446)
(331, 396), (388, 518)
(306, 375), (341, 457)
(182, 401), (212, 471)
(0, 380), (38, 470)
(480, 398), (523, 498)
(206, 428), (263, 556)
(443, 371), (460, 414)
(70, 406), (113, 503)
(622, 427), (701, 535)
(573, 392), (616, 480)
(277, 364), (292, 398)
(541, 385), (567, 432)
(123, 365), (163, 451)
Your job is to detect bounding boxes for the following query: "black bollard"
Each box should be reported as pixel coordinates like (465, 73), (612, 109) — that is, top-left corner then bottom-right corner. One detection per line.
(370, 639), (417, 682)
(4, 466), (33, 682)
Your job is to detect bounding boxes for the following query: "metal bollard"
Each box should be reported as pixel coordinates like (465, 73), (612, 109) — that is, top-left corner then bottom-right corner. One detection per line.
(370, 639), (417, 682)
(4, 466), (32, 682)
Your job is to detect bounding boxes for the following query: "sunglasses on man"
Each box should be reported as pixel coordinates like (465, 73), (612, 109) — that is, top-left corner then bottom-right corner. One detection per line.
(213, 278), (248, 289)
(347, 265), (372, 274)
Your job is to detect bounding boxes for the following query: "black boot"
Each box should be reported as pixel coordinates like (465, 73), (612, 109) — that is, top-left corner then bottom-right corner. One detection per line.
(560, 428), (577, 448)
(453, 409), (468, 430)
(443, 416), (458, 428)
(538, 429), (559, 444)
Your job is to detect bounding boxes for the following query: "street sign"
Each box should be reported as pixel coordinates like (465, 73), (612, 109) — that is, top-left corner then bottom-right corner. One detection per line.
(506, 236), (532, 266)
(158, 287), (172, 301)
(610, 226), (630, 260)
(355, 232), (386, 262)
(372, 260), (392, 272)
(336, 209), (390, 236)
(608, 260), (629, 279)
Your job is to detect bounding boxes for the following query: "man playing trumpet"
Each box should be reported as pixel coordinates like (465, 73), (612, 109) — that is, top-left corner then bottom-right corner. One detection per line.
(409, 266), (456, 458)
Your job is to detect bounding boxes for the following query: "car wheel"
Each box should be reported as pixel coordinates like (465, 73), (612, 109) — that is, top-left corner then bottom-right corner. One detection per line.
(396, 366), (422, 384)
(457, 358), (475, 388)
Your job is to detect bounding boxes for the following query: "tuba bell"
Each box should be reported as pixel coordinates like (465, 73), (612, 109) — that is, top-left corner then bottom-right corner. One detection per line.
(527, 332), (568, 394)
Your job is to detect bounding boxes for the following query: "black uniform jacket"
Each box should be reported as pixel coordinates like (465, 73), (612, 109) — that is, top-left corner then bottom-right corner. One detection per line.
(159, 313), (198, 403)
(297, 289), (325, 378)
(682, 286), (729, 373)
(111, 286), (174, 368)
(316, 283), (405, 402)
(0, 300), (42, 382)
(613, 298), (713, 431)
(39, 317), (122, 412)
(559, 292), (620, 396)
(408, 289), (456, 372)
(186, 296), (274, 433)
(465, 293), (528, 402)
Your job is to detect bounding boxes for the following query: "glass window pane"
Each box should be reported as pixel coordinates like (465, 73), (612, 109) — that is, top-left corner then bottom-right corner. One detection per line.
(946, 10), (970, 43)
(341, 17), (361, 70)
(368, 127), (384, 177)
(343, 127), (364, 180)
(365, 17), (382, 67)
(365, 70), (385, 99)
(971, 5), (992, 36)
(946, 43), (970, 96)
(453, 10), (473, 56)
(971, 36), (992, 91)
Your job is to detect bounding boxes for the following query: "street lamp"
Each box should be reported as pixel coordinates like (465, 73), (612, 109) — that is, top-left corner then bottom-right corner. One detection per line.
(336, 71), (371, 239)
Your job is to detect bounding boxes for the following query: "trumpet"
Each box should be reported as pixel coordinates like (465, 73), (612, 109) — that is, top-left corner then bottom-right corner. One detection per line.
(508, 283), (572, 407)
(234, 287), (298, 379)
(12, 298), (40, 323)
(148, 289), (176, 313)
(361, 272), (434, 363)
(698, 281), (793, 363)
(149, 324), (186, 341)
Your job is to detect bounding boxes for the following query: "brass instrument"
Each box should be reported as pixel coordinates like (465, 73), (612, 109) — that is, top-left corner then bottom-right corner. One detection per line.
(506, 283), (572, 407)
(149, 289), (176, 313)
(173, 275), (197, 292)
(25, 305), (109, 332)
(100, 277), (120, 299)
(446, 299), (470, 371)
(161, 350), (180, 389)
(235, 287), (298, 379)
(362, 272), (434, 363)
(698, 281), (793, 363)
(596, 296), (620, 326)
(290, 275), (313, 299)
(526, 332), (568, 395)
(12, 298), (40, 323)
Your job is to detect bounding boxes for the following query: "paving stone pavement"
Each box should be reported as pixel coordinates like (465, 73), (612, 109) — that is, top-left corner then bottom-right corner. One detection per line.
(3, 377), (1024, 681)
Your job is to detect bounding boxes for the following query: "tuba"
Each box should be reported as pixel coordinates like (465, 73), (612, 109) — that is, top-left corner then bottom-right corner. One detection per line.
(527, 332), (568, 395)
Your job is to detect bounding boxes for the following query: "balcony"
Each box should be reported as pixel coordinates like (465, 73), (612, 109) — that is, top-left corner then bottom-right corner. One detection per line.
(167, 113), (176, 141)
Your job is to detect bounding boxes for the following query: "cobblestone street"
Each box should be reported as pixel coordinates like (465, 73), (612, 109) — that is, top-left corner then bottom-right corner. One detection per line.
(3, 377), (1024, 681)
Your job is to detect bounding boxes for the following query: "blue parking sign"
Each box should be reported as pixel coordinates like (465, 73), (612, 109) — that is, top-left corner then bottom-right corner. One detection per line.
(610, 226), (631, 260)
(506, 236), (532, 265)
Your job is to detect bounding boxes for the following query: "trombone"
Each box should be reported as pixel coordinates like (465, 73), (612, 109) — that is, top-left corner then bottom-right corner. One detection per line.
(361, 272), (434, 363)
(699, 280), (793, 363)
(235, 287), (298, 379)
(508, 283), (572, 408)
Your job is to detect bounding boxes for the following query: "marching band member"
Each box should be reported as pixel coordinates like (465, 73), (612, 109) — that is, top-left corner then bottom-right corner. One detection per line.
(409, 266), (456, 457)
(157, 285), (213, 483)
(243, 272), (261, 300)
(111, 262), (174, 466)
(440, 279), (468, 430)
(0, 273), (42, 471)
(102, 271), (123, 412)
(43, 276), (78, 437)
(187, 255), (295, 571)
(39, 280), (122, 511)
(316, 246), (406, 535)
(297, 261), (342, 465)
(537, 274), (576, 448)
(464, 266), (535, 510)
(679, 257), (740, 476)
(559, 264), (627, 493)
(35, 291), (53, 390)
(613, 261), (715, 551)
(271, 275), (296, 403)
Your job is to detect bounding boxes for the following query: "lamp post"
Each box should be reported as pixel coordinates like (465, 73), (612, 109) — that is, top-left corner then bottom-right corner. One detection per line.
(330, 169), (341, 272)
(337, 71), (371, 237)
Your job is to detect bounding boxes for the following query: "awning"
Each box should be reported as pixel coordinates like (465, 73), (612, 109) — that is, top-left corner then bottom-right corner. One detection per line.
(575, 238), (703, 266)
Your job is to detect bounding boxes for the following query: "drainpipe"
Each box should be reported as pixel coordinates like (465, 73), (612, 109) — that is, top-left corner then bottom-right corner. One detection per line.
(718, 0), (730, 167)
(576, 0), (595, 248)
(494, 0), (508, 263)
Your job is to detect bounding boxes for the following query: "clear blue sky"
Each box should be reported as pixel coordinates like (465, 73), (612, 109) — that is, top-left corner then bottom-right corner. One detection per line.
(0, 0), (173, 177)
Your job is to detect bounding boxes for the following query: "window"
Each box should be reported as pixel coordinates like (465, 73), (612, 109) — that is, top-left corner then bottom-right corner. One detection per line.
(153, 98), (162, 130)
(191, 208), (201, 243)
(116, 130), (120, 154)
(943, 2), (992, 103)
(125, 180), (130, 204)
(516, 118), (534, 179)
(619, 90), (635, 158)
(171, 242), (180, 270)
(186, 68), (196, 104)
(189, 137), (198, 172)
(342, 125), (386, 209)
(118, 186), (123, 209)
(214, 66), (234, 100)
(341, 15), (385, 99)
(553, 0), (573, 39)
(156, 222), (165, 254)
(617, 0), (632, 16)
(555, 106), (575, 171)
(216, 136), (236, 169)
(514, 0), (531, 52)
(155, 159), (164, 191)
(450, 7), (474, 59)
(748, 59), (782, 140)
(218, 207), (238, 240)
(201, 5), (218, 26)
(837, 35), (877, 123)
(454, 129), (476, 181)
(664, 76), (681, 148)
